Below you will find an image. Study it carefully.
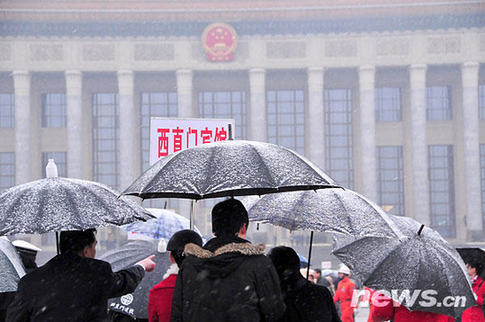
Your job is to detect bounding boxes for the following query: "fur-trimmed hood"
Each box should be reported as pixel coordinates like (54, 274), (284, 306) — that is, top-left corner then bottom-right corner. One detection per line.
(182, 241), (266, 279)
(184, 242), (265, 258)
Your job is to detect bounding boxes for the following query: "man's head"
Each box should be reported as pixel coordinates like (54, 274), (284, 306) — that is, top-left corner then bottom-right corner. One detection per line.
(167, 229), (203, 267)
(466, 261), (483, 278)
(268, 246), (300, 281)
(211, 198), (249, 237)
(314, 268), (321, 279)
(60, 229), (97, 258)
(338, 264), (351, 280)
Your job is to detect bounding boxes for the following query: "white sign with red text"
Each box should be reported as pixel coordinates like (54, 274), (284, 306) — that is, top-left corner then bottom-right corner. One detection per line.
(150, 117), (235, 165)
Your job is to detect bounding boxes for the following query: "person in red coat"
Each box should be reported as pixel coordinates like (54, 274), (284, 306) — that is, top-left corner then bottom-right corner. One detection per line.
(148, 230), (202, 322)
(462, 261), (485, 322)
(334, 265), (356, 322)
(368, 292), (455, 322)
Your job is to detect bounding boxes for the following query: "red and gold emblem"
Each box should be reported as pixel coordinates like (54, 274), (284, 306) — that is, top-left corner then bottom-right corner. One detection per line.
(202, 23), (238, 62)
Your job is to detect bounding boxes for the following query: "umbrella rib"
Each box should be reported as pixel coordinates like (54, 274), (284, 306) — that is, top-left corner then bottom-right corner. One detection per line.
(249, 144), (278, 188)
(286, 147), (335, 185)
(331, 190), (353, 234)
(78, 184), (115, 226)
(200, 144), (218, 196)
(138, 153), (179, 197)
(362, 238), (405, 286)
(65, 184), (83, 230)
(353, 193), (404, 239)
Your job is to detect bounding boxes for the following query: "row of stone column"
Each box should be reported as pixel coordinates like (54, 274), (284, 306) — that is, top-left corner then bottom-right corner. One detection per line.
(11, 62), (482, 232)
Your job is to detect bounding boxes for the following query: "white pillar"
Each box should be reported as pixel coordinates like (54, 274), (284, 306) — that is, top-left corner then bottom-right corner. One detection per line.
(118, 70), (137, 191)
(65, 70), (83, 179)
(176, 69), (194, 118)
(461, 62), (482, 231)
(307, 67), (325, 170)
(13, 70), (31, 184)
(248, 68), (267, 142)
(359, 65), (377, 202)
(409, 64), (430, 225)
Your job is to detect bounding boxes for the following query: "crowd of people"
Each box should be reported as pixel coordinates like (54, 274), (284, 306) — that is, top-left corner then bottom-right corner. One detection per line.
(2, 198), (484, 322)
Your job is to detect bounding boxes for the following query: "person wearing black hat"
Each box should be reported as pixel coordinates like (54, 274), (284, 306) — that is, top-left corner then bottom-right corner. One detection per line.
(268, 246), (340, 322)
(148, 230), (202, 322)
(171, 198), (285, 322)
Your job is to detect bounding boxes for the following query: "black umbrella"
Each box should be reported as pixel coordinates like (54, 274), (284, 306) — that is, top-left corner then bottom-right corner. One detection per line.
(98, 239), (172, 320)
(243, 188), (402, 237)
(332, 215), (475, 318)
(0, 237), (26, 292)
(456, 248), (485, 278)
(123, 140), (339, 200)
(242, 188), (404, 278)
(0, 177), (153, 236)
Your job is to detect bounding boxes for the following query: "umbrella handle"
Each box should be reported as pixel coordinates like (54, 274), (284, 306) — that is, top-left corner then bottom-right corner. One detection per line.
(228, 124), (233, 140)
(306, 231), (314, 279)
(418, 224), (425, 236)
(56, 232), (60, 255)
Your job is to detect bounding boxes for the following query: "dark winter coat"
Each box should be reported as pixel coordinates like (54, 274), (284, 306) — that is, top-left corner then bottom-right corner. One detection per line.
(170, 236), (285, 322)
(279, 275), (340, 322)
(6, 252), (145, 322)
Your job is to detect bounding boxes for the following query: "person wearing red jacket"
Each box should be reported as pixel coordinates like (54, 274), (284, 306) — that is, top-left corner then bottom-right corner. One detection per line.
(462, 261), (485, 322)
(368, 291), (455, 322)
(334, 265), (356, 322)
(148, 230), (202, 322)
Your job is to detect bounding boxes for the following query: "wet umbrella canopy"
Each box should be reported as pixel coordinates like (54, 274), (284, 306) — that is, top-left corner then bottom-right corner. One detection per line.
(243, 188), (403, 237)
(124, 140), (339, 200)
(0, 177), (153, 236)
(99, 239), (172, 320)
(0, 237), (26, 292)
(332, 215), (475, 318)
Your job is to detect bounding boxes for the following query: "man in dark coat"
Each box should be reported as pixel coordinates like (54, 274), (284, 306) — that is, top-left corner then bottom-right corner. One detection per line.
(268, 246), (340, 322)
(170, 198), (285, 322)
(6, 229), (156, 322)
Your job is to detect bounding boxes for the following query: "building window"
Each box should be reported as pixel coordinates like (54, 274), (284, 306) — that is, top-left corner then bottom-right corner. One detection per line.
(375, 87), (401, 122)
(0, 94), (14, 128)
(481, 145), (485, 230)
(41, 152), (67, 178)
(267, 90), (305, 155)
(140, 92), (178, 172)
(42, 93), (67, 128)
(0, 152), (15, 191)
(428, 145), (455, 237)
(479, 85), (485, 120)
(376, 146), (404, 216)
(140, 92), (178, 210)
(426, 86), (452, 121)
(199, 91), (247, 140)
(92, 93), (119, 190)
(325, 89), (353, 189)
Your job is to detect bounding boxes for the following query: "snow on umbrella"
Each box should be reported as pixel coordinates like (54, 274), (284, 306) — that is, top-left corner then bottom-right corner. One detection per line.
(0, 237), (26, 292)
(124, 208), (201, 240)
(123, 140), (339, 200)
(99, 239), (172, 320)
(332, 215), (475, 318)
(242, 188), (403, 237)
(0, 177), (153, 236)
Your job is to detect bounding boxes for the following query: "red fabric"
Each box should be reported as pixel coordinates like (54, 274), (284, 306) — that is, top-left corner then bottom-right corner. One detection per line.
(334, 277), (356, 322)
(148, 274), (177, 322)
(462, 276), (485, 322)
(369, 293), (454, 322)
